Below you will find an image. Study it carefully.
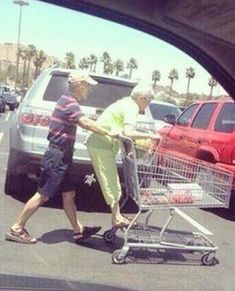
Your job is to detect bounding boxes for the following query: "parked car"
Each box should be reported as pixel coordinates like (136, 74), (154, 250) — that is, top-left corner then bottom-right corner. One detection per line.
(2, 92), (20, 111)
(158, 98), (235, 195)
(146, 100), (182, 130)
(0, 85), (20, 111)
(5, 67), (155, 196)
(0, 95), (6, 113)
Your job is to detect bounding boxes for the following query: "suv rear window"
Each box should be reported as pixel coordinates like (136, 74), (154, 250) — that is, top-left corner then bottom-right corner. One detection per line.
(43, 75), (135, 108)
(214, 102), (235, 133)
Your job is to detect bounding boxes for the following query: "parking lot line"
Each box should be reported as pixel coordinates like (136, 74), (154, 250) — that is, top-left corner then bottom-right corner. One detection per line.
(0, 132), (3, 143)
(5, 112), (11, 122)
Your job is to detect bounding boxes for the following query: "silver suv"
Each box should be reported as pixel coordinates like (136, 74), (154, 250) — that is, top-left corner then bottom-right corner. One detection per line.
(5, 67), (155, 196)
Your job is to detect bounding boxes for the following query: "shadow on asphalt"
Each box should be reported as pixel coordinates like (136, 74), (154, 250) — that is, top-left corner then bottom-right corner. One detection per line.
(0, 273), (133, 291)
(38, 228), (123, 254)
(202, 194), (235, 221)
(37, 227), (220, 267)
(203, 207), (235, 221)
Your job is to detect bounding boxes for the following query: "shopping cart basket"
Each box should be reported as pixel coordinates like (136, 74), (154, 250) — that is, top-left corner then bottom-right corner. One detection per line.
(104, 137), (233, 265)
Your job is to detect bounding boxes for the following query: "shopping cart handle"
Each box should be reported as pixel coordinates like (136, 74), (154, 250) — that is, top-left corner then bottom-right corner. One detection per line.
(117, 134), (133, 143)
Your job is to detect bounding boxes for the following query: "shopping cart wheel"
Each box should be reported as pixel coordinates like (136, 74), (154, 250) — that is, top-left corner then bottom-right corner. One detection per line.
(103, 229), (116, 243)
(201, 252), (216, 266)
(112, 249), (127, 264)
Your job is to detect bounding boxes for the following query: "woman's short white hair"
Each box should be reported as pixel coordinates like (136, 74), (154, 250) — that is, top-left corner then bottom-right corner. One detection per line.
(130, 83), (155, 100)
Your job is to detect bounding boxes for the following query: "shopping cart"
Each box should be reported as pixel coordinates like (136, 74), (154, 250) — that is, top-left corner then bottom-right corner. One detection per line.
(103, 137), (233, 265)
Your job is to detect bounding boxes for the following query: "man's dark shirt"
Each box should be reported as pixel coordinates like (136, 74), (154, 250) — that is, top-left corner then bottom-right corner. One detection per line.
(47, 92), (84, 148)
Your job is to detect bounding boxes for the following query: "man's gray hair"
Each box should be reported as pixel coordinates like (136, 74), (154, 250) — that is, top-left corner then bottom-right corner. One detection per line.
(130, 83), (155, 100)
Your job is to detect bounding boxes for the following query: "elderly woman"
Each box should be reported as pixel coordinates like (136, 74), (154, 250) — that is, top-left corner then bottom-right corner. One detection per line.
(86, 83), (161, 228)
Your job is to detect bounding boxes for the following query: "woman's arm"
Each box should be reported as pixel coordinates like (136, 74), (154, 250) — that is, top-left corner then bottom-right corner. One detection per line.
(123, 125), (161, 140)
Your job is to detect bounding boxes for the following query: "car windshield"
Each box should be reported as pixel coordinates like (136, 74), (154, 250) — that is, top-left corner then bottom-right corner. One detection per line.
(43, 74), (135, 108)
(149, 103), (181, 120)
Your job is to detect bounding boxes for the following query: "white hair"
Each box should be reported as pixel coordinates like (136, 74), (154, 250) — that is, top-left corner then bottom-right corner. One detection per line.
(130, 83), (155, 100)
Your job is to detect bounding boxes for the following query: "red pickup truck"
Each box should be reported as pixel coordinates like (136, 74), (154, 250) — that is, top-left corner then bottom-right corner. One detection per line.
(158, 98), (235, 196)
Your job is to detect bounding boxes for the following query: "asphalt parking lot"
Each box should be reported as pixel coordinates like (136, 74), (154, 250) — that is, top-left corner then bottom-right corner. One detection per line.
(1, 111), (235, 291)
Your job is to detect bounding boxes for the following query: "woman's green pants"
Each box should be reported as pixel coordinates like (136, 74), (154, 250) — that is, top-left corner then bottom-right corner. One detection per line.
(86, 133), (121, 208)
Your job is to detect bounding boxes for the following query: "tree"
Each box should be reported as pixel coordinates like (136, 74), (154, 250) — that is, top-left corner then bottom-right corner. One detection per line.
(152, 70), (161, 88)
(113, 59), (124, 76)
(64, 52), (76, 69)
(78, 57), (89, 70)
(104, 62), (113, 75)
(100, 52), (111, 74)
(25, 44), (37, 87)
(126, 58), (138, 79)
(208, 76), (217, 98)
(88, 54), (98, 72)
(185, 67), (195, 96)
(168, 68), (179, 97)
(33, 50), (47, 79)
(19, 47), (28, 89)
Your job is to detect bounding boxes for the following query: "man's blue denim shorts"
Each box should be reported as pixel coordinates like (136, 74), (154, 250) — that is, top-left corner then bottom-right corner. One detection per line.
(38, 147), (74, 198)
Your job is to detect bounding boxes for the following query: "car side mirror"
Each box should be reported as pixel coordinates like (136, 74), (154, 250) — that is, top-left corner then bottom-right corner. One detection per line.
(163, 114), (176, 124)
(176, 118), (190, 126)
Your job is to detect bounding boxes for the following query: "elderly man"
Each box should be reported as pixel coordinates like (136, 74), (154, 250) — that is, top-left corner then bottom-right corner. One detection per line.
(6, 72), (115, 244)
(86, 83), (161, 228)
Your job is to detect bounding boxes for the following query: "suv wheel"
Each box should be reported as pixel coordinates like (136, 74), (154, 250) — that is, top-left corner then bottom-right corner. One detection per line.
(4, 151), (37, 197)
(0, 104), (5, 113)
(5, 169), (37, 199)
(5, 170), (27, 196)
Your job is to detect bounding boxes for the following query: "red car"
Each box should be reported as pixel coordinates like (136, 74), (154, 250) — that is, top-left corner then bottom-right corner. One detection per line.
(158, 98), (235, 194)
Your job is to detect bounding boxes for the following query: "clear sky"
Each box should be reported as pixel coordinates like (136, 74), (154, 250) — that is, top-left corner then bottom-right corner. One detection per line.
(0, 0), (227, 95)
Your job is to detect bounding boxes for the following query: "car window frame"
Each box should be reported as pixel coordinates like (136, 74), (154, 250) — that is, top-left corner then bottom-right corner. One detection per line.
(176, 103), (199, 127)
(214, 102), (235, 133)
(191, 102), (217, 130)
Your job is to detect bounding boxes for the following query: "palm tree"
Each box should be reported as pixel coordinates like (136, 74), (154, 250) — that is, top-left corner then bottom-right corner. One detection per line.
(88, 54), (98, 72)
(78, 57), (89, 70)
(25, 44), (37, 86)
(19, 47), (28, 89)
(126, 58), (138, 79)
(168, 68), (179, 96)
(64, 52), (76, 69)
(208, 76), (217, 98)
(152, 70), (161, 88)
(33, 50), (47, 79)
(113, 59), (124, 76)
(186, 67), (195, 96)
(104, 62), (113, 75)
(100, 52), (111, 74)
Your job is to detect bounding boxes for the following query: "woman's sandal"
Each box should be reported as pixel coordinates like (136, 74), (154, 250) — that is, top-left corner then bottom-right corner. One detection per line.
(73, 226), (101, 243)
(122, 215), (138, 227)
(5, 228), (37, 244)
(113, 221), (130, 229)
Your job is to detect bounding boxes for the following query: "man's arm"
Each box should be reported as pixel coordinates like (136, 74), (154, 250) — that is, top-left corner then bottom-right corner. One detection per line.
(78, 116), (116, 137)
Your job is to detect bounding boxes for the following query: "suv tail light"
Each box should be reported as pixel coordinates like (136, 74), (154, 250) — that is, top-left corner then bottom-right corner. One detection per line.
(20, 111), (51, 127)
